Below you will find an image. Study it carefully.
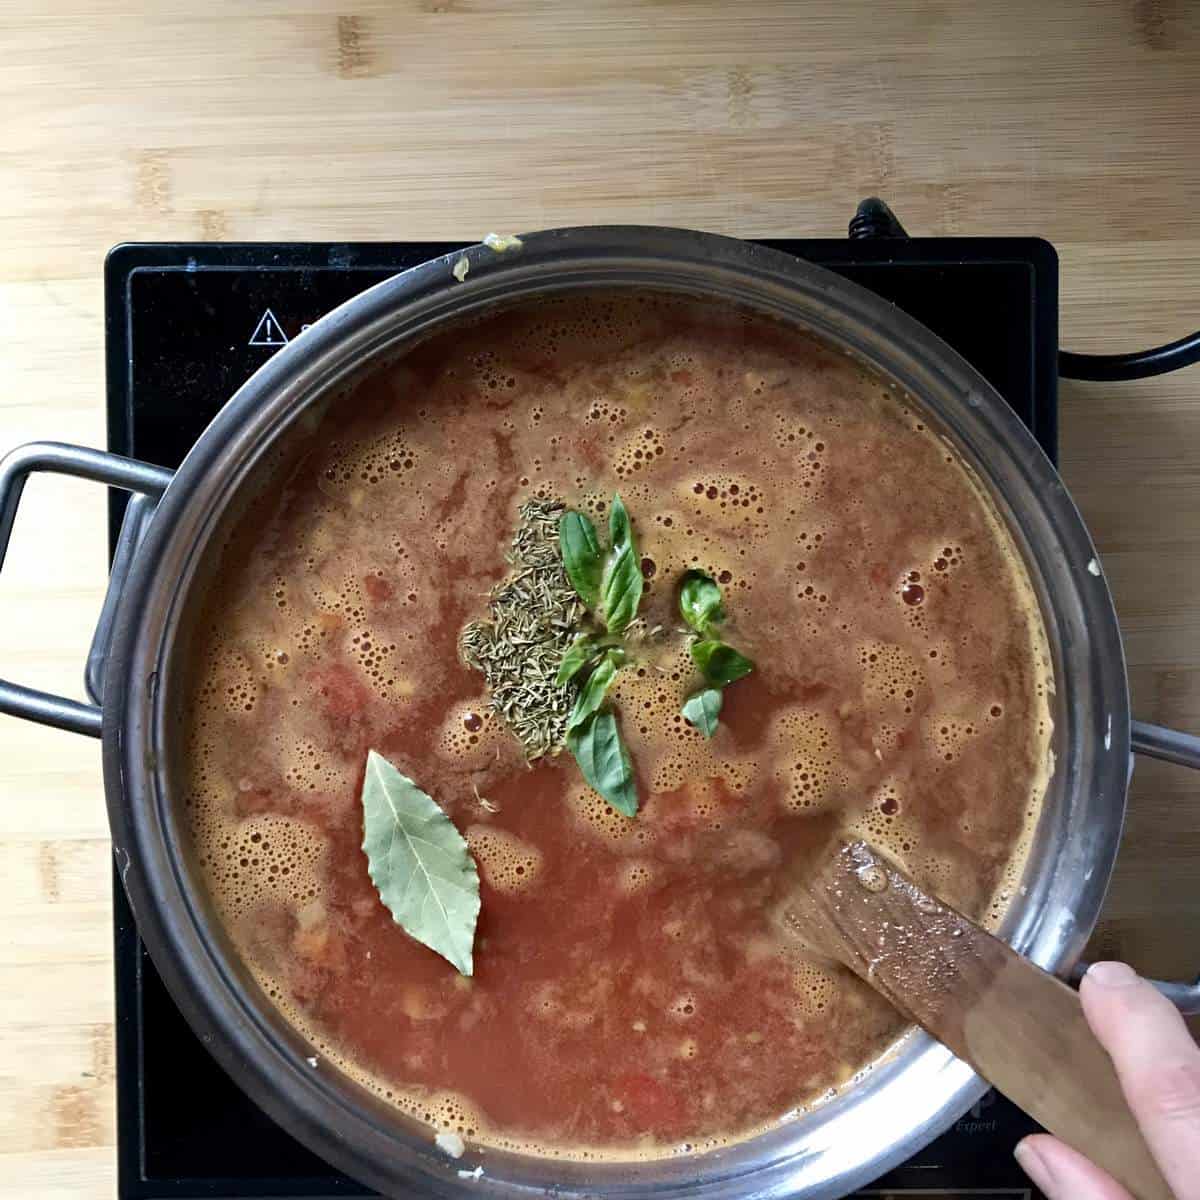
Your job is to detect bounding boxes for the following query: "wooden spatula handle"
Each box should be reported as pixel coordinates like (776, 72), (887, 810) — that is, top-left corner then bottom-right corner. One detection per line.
(787, 841), (1173, 1200)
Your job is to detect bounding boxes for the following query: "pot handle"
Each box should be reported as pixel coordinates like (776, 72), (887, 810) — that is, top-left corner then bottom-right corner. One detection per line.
(1070, 962), (1200, 1017)
(0, 442), (174, 737)
(1070, 723), (1200, 1015)
(1131, 719), (1200, 770)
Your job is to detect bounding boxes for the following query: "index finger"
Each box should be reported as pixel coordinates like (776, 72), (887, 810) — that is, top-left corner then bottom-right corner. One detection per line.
(1081, 961), (1200, 1200)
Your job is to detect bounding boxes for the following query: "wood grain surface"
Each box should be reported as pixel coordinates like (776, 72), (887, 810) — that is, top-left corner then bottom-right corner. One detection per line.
(0, 3), (1197, 1196)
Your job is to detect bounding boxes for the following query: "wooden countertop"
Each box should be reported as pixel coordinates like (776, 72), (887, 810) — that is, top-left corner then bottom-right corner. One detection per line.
(1, 3), (1197, 1196)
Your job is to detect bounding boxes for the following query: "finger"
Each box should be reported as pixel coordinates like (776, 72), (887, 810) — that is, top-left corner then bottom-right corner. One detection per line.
(1015, 1134), (1135, 1200)
(1082, 960), (1200, 1200)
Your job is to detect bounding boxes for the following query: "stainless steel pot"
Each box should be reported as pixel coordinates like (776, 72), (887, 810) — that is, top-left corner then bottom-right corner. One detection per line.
(2, 226), (1198, 1199)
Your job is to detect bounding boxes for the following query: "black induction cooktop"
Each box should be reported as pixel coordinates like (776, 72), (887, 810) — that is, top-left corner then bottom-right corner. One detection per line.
(105, 231), (1057, 1199)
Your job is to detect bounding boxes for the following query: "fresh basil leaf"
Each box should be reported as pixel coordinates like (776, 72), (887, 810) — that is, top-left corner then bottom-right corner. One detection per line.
(600, 493), (643, 633)
(559, 511), (604, 609)
(570, 493), (644, 634)
(566, 649), (622, 733)
(566, 709), (639, 817)
(601, 540), (642, 634)
(682, 687), (723, 738)
(556, 634), (601, 686)
(679, 569), (725, 634)
(360, 750), (480, 975)
(609, 492), (634, 549)
(692, 638), (754, 686)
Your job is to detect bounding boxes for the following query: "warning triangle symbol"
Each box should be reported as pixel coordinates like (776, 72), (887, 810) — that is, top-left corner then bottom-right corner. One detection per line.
(249, 308), (289, 347)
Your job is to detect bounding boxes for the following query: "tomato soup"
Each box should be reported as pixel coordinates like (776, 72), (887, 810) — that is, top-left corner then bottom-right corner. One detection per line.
(181, 292), (1052, 1159)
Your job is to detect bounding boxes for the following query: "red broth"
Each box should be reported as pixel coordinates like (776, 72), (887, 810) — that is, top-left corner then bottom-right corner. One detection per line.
(182, 292), (1052, 1159)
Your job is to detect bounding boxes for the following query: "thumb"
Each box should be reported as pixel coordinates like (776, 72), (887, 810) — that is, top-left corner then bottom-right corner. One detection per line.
(1015, 1134), (1135, 1200)
(1081, 961), (1200, 1200)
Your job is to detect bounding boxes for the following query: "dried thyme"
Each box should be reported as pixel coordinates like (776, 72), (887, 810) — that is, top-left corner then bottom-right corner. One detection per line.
(460, 499), (584, 759)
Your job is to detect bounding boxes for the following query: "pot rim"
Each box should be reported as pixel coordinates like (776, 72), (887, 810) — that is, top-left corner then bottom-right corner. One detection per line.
(102, 225), (1130, 1199)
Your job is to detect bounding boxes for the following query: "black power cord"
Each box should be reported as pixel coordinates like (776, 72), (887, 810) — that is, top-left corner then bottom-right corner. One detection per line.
(847, 198), (1199, 381)
(1058, 330), (1200, 381)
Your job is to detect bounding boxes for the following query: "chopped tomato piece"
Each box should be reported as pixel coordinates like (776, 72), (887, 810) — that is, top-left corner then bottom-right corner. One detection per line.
(363, 574), (394, 602)
(868, 562), (891, 587)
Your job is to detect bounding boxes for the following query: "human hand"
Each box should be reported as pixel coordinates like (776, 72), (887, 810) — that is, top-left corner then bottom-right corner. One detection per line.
(1014, 961), (1200, 1200)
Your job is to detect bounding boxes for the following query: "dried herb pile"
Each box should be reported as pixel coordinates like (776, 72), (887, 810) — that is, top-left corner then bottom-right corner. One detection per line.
(460, 499), (583, 759)
(463, 492), (755, 818)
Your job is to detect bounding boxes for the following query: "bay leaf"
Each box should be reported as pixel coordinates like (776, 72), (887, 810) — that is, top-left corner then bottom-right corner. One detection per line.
(360, 750), (480, 975)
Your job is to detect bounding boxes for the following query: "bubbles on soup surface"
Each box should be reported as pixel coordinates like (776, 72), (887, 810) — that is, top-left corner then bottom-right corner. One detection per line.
(790, 958), (838, 1017)
(858, 641), (925, 711)
(437, 700), (504, 767)
(467, 826), (543, 894)
(618, 859), (656, 894)
(190, 811), (327, 921)
(925, 713), (979, 764)
(769, 707), (837, 813)
(564, 778), (657, 847)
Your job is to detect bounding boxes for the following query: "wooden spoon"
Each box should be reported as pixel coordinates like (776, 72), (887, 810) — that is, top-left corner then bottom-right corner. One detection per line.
(781, 840), (1173, 1200)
